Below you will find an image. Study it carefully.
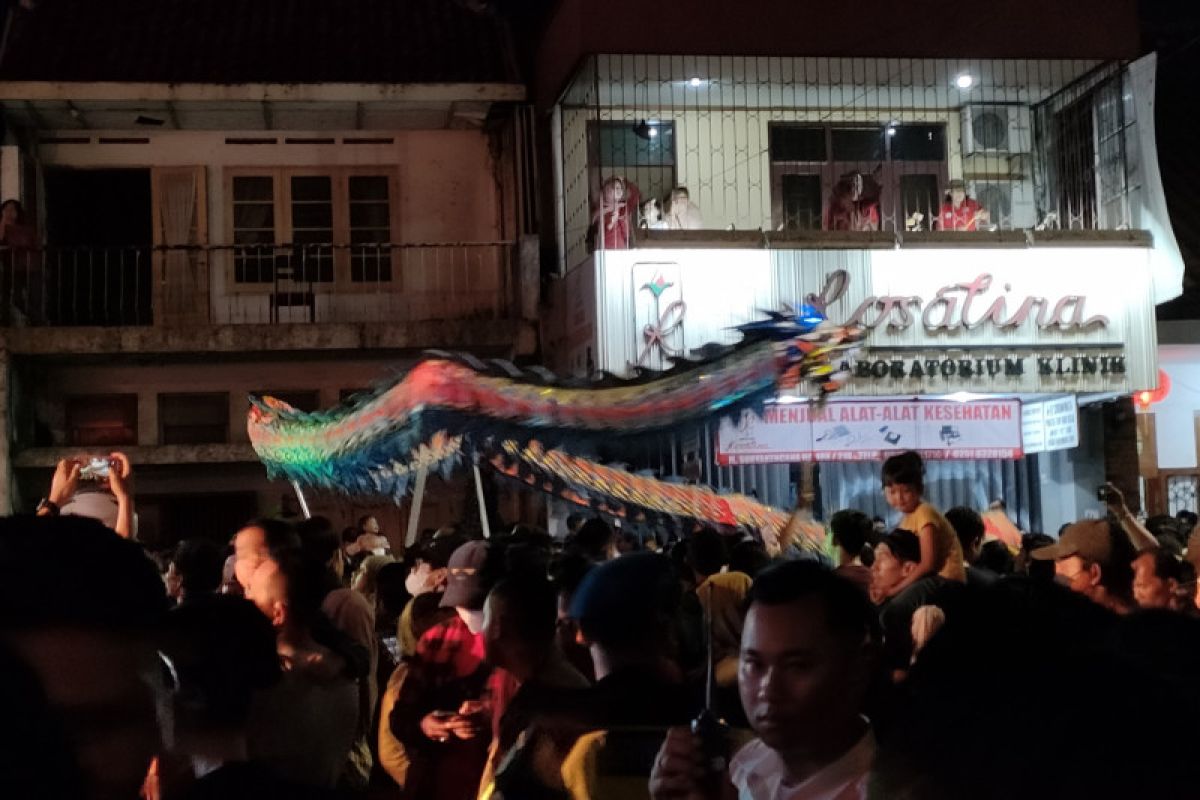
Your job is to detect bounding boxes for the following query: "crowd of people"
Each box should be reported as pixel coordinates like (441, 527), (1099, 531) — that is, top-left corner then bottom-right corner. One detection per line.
(5, 450), (1200, 800)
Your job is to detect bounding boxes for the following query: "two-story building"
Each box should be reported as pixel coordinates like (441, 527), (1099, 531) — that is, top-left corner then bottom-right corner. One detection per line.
(536, 0), (1185, 534)
(0, 0), (540, 543)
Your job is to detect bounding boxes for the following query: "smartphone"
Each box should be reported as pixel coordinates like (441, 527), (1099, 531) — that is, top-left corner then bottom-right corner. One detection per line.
(79, 457), (112, 480)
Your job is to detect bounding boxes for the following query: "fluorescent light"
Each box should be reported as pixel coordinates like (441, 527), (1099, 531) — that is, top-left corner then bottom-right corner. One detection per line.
(955, 73), (975, 90)
(943, 391), (989, 403)
(689, 77), (703, 88)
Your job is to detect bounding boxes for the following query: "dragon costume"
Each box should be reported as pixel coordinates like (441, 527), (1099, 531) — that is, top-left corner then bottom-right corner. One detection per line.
(247, 308), (864, 551)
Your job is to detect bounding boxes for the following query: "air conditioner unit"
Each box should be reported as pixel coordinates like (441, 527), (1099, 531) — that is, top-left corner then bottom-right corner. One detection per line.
(968, 180), (1037, 230)
(960, 105), (1031, 156)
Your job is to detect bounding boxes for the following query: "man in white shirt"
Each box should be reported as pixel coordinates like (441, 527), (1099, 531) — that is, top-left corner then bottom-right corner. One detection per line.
(649, 561), (880, 800)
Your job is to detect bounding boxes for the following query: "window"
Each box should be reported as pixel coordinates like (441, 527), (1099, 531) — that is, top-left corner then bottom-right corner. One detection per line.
(66, 394), (138, 447)
(769, 123), (948, 232)
(890, 125), (946, 161)
(232, 176), (275, 283)
(289, 176), (335, 283)
(831, 128), (885, 162)
(898, 174), (942, 228)
(779, 174), (823, 231)
(159, 393), (230, 444)
(227, 169), (397, 286)
(255, 390), (319, 413)
(590, 121), (677, 209)
(769, 127), (826, 163)
(349, 176), (392, 282)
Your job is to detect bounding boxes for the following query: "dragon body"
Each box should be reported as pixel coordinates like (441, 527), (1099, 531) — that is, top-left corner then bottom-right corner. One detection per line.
(247, 312), (864, 548)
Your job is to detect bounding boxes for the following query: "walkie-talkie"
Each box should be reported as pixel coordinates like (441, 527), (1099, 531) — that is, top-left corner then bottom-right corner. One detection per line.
(691, 581), (731, 785)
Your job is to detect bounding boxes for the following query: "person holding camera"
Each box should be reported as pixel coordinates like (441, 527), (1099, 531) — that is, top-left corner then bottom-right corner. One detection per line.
(1098, 482), (1158, 554)
(36, 453), (136, 540)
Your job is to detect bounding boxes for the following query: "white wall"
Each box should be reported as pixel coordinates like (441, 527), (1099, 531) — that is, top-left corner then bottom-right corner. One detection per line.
(38, 129), (504, 244)
(1151, 345), (1200, 469)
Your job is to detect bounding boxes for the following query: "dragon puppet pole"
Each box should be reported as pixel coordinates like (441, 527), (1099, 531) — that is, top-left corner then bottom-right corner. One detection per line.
(473, 461), (492, 539)
(404, 465), (428, 549)
(290, 480), (312, 520)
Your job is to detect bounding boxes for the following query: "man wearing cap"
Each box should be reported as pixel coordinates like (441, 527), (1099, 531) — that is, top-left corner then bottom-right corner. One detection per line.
(873, 529), (959, 675)
(1030, 520), (1136, 614)
(937, 180), (990, 231)
(494, 553), (695, 799)
(388, 540), (498, 800)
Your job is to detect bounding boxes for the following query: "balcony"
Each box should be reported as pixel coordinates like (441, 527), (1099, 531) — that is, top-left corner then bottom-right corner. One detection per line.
(0, 241), (518, 329)
(554, 55), (1168, 273)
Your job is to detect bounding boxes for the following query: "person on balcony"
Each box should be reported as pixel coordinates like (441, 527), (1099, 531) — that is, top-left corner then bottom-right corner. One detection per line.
(825, 170), (882, 232)
(664, 186), (704, 230)
(590, 177), (640, 250)
(936, 180), (991, 231)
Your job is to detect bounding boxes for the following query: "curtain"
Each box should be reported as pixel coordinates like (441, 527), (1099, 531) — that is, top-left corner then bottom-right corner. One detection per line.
(160, 171), (197, 315)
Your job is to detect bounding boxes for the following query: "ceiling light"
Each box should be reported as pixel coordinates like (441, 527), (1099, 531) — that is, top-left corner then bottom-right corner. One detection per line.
(689, 77), (703, 88)
(955, 73), (975, 90)
(632, 119), (652, 141)
(647, 126), (658, 138)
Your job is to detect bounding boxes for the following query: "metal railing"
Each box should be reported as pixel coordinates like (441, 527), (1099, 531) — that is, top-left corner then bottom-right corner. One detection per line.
(556, 55), (1147, 269)
(0, 242), (517, 328)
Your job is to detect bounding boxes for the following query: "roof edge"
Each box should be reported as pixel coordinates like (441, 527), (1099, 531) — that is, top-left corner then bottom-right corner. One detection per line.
(0, 81), (527, 103)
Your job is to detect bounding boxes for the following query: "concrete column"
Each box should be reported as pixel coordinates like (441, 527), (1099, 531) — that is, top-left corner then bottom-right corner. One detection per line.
(519, 234), (539, 320)
(137, 391), (158, 446)
(0, 145), (21, 204)
(230, 392), (251, 443)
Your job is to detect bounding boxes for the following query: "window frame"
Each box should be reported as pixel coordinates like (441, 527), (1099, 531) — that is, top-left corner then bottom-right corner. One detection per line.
(65, 394), (139, 448)
(157, 392), (231, 445)
(223, 166), (401, 293)
(586, 120), (679, 215)
(768, 122), (949, 232)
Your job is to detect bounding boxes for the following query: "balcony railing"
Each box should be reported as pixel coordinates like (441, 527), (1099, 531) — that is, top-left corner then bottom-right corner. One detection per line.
(555, 55), (1153, 270)
(0, 242), (517, 328)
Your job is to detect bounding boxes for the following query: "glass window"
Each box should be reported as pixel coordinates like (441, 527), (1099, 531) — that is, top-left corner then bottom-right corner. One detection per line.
(779, 174), (823, 230)
(597, 121), (676, 168)
(232, 176), (275, 283)
(890, 125), (946, 161)
(159, 393), (230, 444)
(831, 128), (885, 162)
(289, 176), (334, 283)
(769, 126), (826, 163)
(65, 394), (138, 447)
(593, 121), (677, 212)
(349, 176), (392, 282)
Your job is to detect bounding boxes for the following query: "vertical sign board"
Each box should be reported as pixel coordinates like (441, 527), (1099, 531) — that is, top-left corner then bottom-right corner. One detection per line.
(1041, 396), (1081, 452)
(1022, 397), (1080, 454)
(717, 400), (1023, 464)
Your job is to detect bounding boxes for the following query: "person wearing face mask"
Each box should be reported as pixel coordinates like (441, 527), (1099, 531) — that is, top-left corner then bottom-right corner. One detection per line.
(398, 536), (463, 659)
(386, 540), (500, 800)
(1030, 520), (1136, 614)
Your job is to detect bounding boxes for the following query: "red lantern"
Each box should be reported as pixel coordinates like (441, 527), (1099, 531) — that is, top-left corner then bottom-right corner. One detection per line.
(1134, 368), (1171, 410)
